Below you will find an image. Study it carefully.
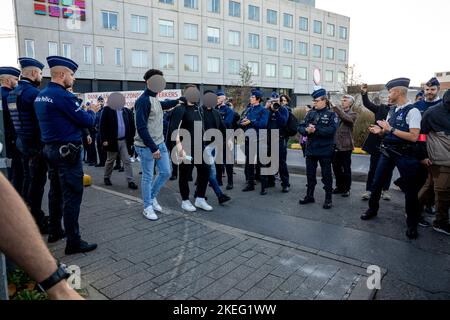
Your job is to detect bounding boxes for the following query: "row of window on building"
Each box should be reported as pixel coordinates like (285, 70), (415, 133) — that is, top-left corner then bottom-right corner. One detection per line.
(24, 39), (345, 83)
(101, 3), (348, 39)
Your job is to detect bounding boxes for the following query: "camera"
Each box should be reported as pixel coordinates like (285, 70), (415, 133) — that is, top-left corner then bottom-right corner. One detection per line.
(271, 102), (281, 110)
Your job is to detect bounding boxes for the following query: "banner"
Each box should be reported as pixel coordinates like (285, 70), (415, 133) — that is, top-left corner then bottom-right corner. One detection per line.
(83, 90), (182, 109)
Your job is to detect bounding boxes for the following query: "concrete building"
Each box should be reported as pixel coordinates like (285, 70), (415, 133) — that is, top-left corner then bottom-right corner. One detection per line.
(435, 71), (450, 91)
(13, 0), (350, 102)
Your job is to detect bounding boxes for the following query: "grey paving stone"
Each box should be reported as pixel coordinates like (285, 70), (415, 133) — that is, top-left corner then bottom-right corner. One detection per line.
(209, 248), (241, 265)
(100, 271), (155, 299)
(208, 261), (240, 280)
(218, 288), (245, 300)
(256, 274), (285, 292)
(240, 250), (258, 259)
(169, 276), (216, 300)
(227, 265), (256, 282)
(151, 260), (200, 285)
(194, 247), (225, 264)
(194, 276), (240, 300)
(278, 274), (307, 293)
(234, 264), (276, 292)
(244, 253), (272, 269)
(238, 287), (272, 300)
(84, 259), (134, 283)
(114, 280), (158, 300)
(115, 263), (149, 279)
(234, 239), (257, 252)
(90, 274), (121, 290)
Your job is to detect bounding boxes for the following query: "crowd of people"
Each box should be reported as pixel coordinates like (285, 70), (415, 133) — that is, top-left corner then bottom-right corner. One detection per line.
(1, 55), (449, 297)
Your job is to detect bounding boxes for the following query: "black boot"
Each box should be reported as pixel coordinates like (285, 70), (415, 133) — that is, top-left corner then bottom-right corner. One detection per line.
(323, 193), (332, 209)
(299, 188), (315, 205)
(242, 183), (255, 192)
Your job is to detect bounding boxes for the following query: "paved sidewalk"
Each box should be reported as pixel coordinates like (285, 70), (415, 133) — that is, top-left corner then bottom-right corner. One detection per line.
(47, 185), (380, 300)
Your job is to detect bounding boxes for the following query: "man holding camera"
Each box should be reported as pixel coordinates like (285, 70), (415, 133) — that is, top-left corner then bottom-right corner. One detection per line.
(34, 56), (97, 254)
(298, 88), (338, 209)
(261, 92), (290, 195)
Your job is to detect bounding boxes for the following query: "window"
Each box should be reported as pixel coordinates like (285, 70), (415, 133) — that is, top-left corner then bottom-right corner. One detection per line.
(298, 41), (308, 56)
(338, 49), (347, 62)
(248, 5), (260, 21)
(62, 43), (71, 59)
(267, 9), (277, 25)
(207, 27), (220, 44)
(339, 26), (348, 39)
(327, 23), (335, 37)
(184, 55), (199, 72)
(247, 61), (259, 76)
(299, 17), (308, 31)
(184, 23), (198, 40)
(159, 0), (174, 4)
(282, 65), (292, 79)
(159, 19), (174, 37)
(283, 13), (293, 28)
(131, 15), (148, 34)
(83, 45), (92, 64)
(102, 11), (118, 30)
(208, 0), (220, 13)
(313, 20), (322, 34)
(312, 44), (321, 58)
(207, 57), (220, 73)
(248, 33), (259, 49)
(228, 59), (240, 75)
(325, 70), (333, 82)
(228, 30), (240, 46)
(337, 71), (346, 84)
(25, 39), (35, 58)
(266, 36), (277, 52)
(184, 0), (198, 9)
(48, 42), (58, 56)
(436, 72), (443, 77)
(132, 50), (148, 68)
(160, 52), (175, 70)
(298, 67), (307, 80)
(266, 63), (276, 77)
(325, 47), (334, 60)
(96, 47), (104, 65)
(115, 48), (122, 66)
(283, 39), (293, 54)
(229, 1), (240, 17)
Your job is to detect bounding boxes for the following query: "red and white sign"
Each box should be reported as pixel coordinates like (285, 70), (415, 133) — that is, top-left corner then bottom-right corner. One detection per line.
(83, 89), (182, 109)
(313, 68), (321, 85)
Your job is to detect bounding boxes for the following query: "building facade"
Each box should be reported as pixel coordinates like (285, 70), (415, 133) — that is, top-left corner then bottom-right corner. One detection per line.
(13, 0), (350, 101)
(435, 71), (450, 91)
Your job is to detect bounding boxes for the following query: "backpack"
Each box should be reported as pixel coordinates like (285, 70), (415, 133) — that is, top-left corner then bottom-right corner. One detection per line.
(285, 110), (299, 137)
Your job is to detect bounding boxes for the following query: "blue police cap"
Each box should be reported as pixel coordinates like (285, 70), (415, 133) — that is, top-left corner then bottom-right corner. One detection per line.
(270, 91), (279, 100)
(311, 88), (327, 99)
(18, 57), (44, 70)
(0, 66), (21, 77)
(251, 89), (263, 99)
(385, 77), (410, 90)
(46, 55), (78, 72)
(416, 90), (424, 97)
(216, 90), (225, 97)
(426, 77), (440, 87)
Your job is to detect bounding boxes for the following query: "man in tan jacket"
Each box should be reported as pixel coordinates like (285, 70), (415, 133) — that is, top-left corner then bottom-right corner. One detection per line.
(332, 95), (358, 197)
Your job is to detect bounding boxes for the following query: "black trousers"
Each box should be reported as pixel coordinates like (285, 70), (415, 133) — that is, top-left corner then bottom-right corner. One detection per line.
(86, 132), (98, 164)
(262, 138), (290, 188)
(366, 152), (392, 192)
(96, 135), (107, 166)
(179, 162), (210, 201)
(306, 156), (333, 195)
(332, 150), (352, 192)
(244, 138), (261, 184)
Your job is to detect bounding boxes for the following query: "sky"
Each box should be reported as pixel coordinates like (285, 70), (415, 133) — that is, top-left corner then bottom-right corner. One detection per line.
(1, 0), (449, 86)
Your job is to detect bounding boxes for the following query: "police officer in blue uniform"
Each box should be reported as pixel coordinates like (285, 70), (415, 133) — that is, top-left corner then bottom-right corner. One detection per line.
(7, 57), (49, 233)
(299, 88), (338, 209)
(241, 89), (269, 192)
(361, 78), (422, 239)
(0, 66), (23, 194)
(34, 56), (97, 254)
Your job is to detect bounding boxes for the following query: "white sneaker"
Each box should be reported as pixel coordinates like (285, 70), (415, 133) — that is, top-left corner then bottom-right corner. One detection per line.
(182, 200), (197, 212)
(195, 198), (213, 212)
(130, 157), (135, 163)
(136, 156), (141, 162)
(143, 206), (158, 221)
(381, 191), (391, 201)
(152, 199), (163, 213)
(361, 191), (371, 200)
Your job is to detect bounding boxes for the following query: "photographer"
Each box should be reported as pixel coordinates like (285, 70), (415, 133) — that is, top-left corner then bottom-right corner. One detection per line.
(260, 92), (290, 195)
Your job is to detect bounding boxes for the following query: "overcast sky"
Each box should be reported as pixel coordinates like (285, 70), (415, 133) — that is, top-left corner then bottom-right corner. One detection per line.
(1, 0), (449, 86)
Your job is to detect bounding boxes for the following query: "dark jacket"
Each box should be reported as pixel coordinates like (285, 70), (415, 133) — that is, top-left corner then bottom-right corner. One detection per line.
(99, 106), (136, 154)
(361, 93), (391, 155)
(332, 106), (357, 151)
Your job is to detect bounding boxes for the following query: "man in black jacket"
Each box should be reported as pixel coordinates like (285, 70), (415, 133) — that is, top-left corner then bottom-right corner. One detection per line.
(360, 84), (392, 201)
(100, 100), (138, 189)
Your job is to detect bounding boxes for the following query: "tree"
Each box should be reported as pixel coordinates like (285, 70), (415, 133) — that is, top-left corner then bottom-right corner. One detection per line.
(226, 64), (254, 113)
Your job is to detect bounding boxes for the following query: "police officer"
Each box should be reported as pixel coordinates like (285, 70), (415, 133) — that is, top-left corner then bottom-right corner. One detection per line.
(299, 88), (338, 209)
(0, 66), (23, 194)
(241, 89), (269, 192)
(7, 57), (49, 234)
(34, 56), (97, 255)
(215, 90), (235, 190)
(361, 78), (422, 240)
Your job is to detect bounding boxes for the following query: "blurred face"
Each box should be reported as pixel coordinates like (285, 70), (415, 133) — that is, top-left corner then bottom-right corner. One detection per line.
(217, 95), (226, 105)
(250, 96), (258, 105)
(34, 69), (43, 85)
(341, 97), (353, 110)
(388, 87), (402, 105)
(313, 96), (326, 110)
(62, 69), (75, 89)
(280, 96), (288, 105)
(424, 85), (439, 102)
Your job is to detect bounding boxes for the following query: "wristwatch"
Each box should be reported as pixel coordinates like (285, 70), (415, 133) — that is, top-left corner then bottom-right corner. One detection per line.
(37, 263), (71, 292)
(390, 127), (396, 134)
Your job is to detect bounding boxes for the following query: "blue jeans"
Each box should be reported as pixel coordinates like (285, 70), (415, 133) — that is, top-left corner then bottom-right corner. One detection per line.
(205, 146), (223, 197)
(135, 143), (172, 210)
